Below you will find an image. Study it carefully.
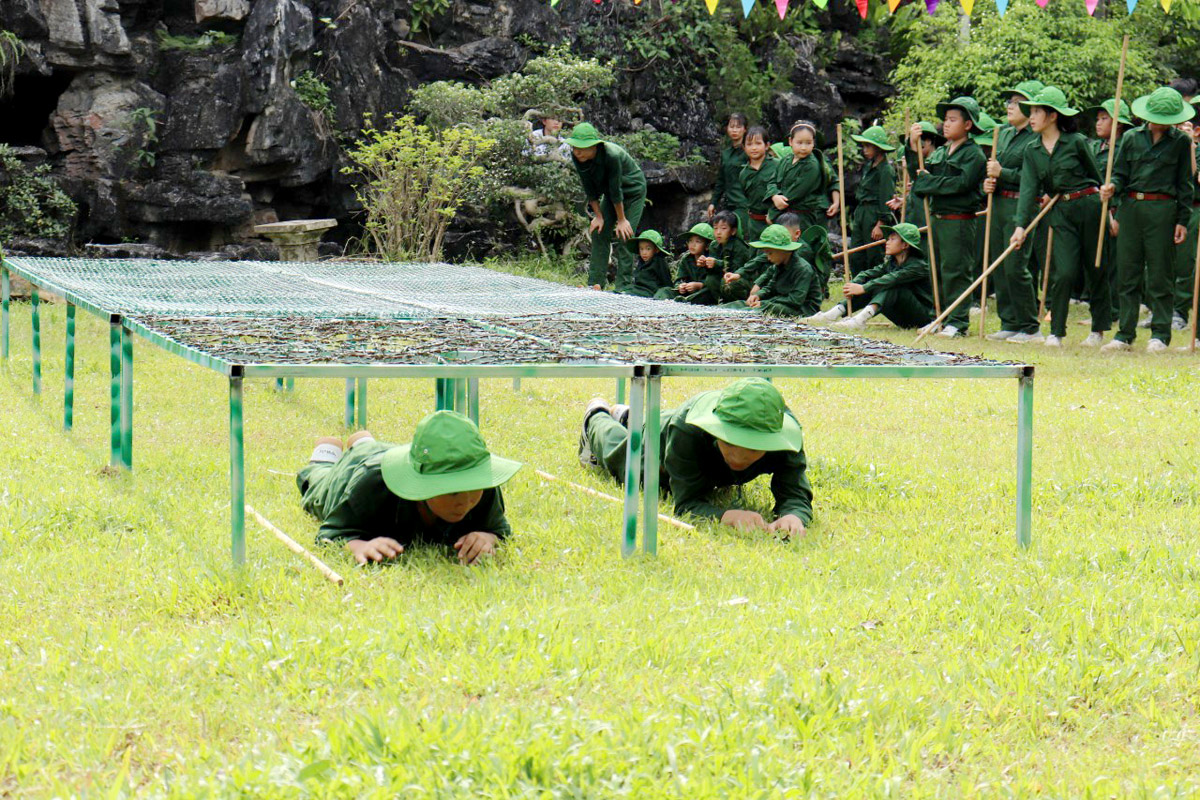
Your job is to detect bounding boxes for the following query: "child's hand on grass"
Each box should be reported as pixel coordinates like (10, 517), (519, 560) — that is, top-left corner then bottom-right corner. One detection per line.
(721, 510), (767, 531)
(347, 537), (404, 565)
(768, 515), (806, 540)
(454, 532), (498, 565)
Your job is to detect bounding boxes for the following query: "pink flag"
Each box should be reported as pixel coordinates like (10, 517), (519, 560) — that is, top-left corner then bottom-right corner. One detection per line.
(775, 0), (788, 18)
(1035, 0), (1048, 7)
(1086, 0), (1099, 13)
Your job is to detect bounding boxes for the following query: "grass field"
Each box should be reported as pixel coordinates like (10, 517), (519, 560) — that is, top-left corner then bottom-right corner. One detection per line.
(2, 292), (1199, 797)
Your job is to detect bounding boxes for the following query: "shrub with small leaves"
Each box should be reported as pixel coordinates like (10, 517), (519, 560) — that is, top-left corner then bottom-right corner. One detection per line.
(0, 145), (77, 241)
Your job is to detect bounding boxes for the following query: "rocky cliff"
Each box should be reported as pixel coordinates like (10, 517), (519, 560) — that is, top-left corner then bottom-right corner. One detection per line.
(0, 0), (894, 258)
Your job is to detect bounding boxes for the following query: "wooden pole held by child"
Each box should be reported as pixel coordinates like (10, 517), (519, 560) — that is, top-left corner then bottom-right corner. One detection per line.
(831, 210), (986, 260)
(979, 124), (1001, 338)
(1192, 139), (1200, 354)
(1095, 34), (1130, 269)
(1038, 228), (1055, 322)
(916, 196), (1061, 345)
(247, 505), (344, 585)
(915, 119), (942, 317)
(901, 110), (910, 223)
(836, 123), (852, 284)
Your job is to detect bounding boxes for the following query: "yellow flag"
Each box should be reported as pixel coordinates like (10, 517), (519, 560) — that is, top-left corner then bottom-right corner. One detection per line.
(1160, 0), (1172, 10)
(706, 0), (719, 11)
(888, 0), (902, 10)
(959, 0), (974, 12)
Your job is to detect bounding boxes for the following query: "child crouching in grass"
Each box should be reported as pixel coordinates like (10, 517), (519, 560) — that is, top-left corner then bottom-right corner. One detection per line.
(621, 230), (674, 298)
(723, 224), (823, 318)
(655, 223), (717, 303)
(297, 411), (521, 566)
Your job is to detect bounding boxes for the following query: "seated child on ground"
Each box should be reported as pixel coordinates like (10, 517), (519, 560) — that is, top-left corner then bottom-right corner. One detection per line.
(723, 224), (823, 318)
(621, 229), (674, 298)
(297, 411), (521, 565)
(654, 223), (716, 303)
(701, 210), (753, 302)
(578, 378), (812, 538)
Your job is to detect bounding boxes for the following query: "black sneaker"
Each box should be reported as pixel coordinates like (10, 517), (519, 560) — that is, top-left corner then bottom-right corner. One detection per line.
(578, 398), (613, 468)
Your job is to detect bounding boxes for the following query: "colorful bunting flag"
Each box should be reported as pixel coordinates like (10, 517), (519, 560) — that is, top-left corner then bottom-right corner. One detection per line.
(996, 0), (1007, 14)
(1035, 0), (1048, 6)
(775, 0), (788, 18)
(813, 0), (829, 7)
(926, 0), (940, 13)
(856, 0), (869, 18)
(1127, 0), (1139, 12)
(1161, 0), (1171, 10)
(741, 0), (755, 16)
(1086, 0), (1099, 13)
(888, 0), (902, 12)
(958, 0), (974, 13)
(705, 0), (719, 13)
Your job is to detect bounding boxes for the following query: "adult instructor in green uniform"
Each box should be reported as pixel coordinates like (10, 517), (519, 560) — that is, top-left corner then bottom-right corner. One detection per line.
(566, 122), (648, 292)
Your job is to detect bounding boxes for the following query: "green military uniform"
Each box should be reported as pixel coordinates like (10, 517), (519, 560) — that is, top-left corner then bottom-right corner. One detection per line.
(848, 252), (936, 329)
(987, 110), (1043, 334)
(718, 250), (772, 303)
(725, 253), (821, 317)
(900, 122), (944, 234)
(912, 98), (988, 334)
(1086, 98), (1132, 322)
(713, 142), (751, 236)
(703, 235), (753, 302)
(766, 150), (840, 230)
(655, 252), (711, 303)
(1015, 124), (1109, 339)
(567, 124), (648, 291)
(849, 163), (895, 276)
(584, 382), (813, 525)
(299, 441), (511, 548)
(624, 252), (673, 298)
(1109, 88), (1196, 345)
(1173, 184), (1200, 325)
(740, 157), (777, 243)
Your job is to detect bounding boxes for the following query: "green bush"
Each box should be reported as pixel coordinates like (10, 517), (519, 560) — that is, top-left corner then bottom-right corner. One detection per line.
(291, 71), (336, 127)
(0, 145), (77, 241)
(609, 130), (706, 167)
(156, 30), (239, 51)
(885, 0), (1163, 135)
(342, 114), (494, 262)
(0, 30), (22, 98)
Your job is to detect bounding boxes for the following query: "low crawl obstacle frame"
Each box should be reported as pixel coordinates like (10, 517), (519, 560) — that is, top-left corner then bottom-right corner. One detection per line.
(1, 256), (1035, 564)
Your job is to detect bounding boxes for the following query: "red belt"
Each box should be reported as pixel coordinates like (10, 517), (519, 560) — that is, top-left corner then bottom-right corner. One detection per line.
(1126, 192), (1173, 201)
(1061, 186), (1099, 202)
(748, 212), (769, 221)
(999, 190), (1021, 200)
(936, 213), (976, 220)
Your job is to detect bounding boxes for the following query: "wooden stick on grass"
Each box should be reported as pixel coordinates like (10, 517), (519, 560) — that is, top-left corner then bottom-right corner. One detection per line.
(836, 122), (852, 283)
(979, 123), (1001, 338)
(916, 195), (1061, 345)
(534, 469), (695, 531)
(247, 505), (344, 585)
(1095, 34), (1130, 269)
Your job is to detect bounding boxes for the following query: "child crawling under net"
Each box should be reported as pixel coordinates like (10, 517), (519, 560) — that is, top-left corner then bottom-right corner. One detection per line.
(296, 411), (521, 565)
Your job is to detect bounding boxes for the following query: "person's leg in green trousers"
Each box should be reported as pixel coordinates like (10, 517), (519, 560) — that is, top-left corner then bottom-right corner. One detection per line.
(989, 195), (1041, 334)
(1115, 200), (1175, 344)
(850, 207), (883, 277)
(1046, 197), (1109, 340)
(872, 287), (934, 329)
(585, 410), (670, 484)
(588, 193), (647, 290)
(932, 216), (978, 332)
(1173, 207), (1199, 323)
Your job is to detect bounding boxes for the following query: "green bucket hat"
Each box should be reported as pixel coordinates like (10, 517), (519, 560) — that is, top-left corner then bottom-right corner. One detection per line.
(1001, 79), (1046, 102)
(1019, 86), (1080, 118)
(684, 222), (715, 243)
(749, 224), (802, 251)
(380, 411), (522, 501)
(917, 120), (946, 144)
(631, 229), (666, 251)
(971, 110), (999, 146)
(850, 125), (896, 152)
(685, 378), (804, 452)
(1131, 87), (1196, 126)
(563, 122), (603, 149)
(1085, 98), (1133, 127)
(935, 96), (982, 125)
(881, 223), (923, 254)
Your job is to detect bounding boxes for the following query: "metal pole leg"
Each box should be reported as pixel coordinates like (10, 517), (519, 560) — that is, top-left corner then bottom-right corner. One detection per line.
(64, 303), (75, 431)
(109, 316), (122, 467)
(641, 368), (662, 556)
(230, 374), (246, 566)
(454, 377), (467, 414)
(344, 378), (355, 428)
(512, 377), (521, 391)
(120, 325), (133, 471)
(616, 378), (626, 405)
(31, 288), (41, 395)
(286, 377), (295, 392)
(1016, 369), (1034, 549)
(275, 378), (284, 391)
(355, 378), (367, 429)
(467, 377), (479, 424)
(435, 378), (450, 411)
(621, 369), (646, 558)
(1, 265), (9, 361)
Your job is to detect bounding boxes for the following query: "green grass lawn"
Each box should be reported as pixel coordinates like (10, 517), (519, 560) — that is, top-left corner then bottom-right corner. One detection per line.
(2, 293), (1199, 797)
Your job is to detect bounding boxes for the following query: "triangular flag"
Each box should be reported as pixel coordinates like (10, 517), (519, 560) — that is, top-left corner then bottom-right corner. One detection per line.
(888, 0), (901, 12)
(1127, 0), (1138, 11)
(958, 0), (973, 13)
(706, 0), (719, 12)
(741, 0), (755, 15)
(1086, 0), (1098, 13)
(775, 0), (788, 18)
(1161, 0), (1171, 10)
(996, 0), (1008, 13)
(856, 0), (869, 18)
(926, 0), (940, 12)
(1035, 0), (1048, 6)
(813, 0), (829, 7)
(551, 0), (560, 6)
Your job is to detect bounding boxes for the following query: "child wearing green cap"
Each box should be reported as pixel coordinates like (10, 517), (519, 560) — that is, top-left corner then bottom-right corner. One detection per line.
(1173, 117), (1199, 330)
(708, 113), (750, 235)
(849, 125), (897, 277)
(701, 211), (752, 301)
(622, 230), (674, 298)
(566, 122), (648, 293)
(739, 126), (778, 243)
(910, 98), (987, 337)
(655, 223), (716, 303)
(724, 223), (822, 317)
(579, 378), (813, 537)
(807, 222), (934, 330)
(718, 212), (796, 304)
(297, 412), (522, 565)
(1099, 87), (1196, 352)
(1088, 98), (1132, 323)
(890, 122), (944, 232)
(768, 120), (841, 230)
(1009, 86), (1110, 348)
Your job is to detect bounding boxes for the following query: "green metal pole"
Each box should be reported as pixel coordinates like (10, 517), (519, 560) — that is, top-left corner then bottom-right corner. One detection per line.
(356, 378), (367, 429)
(230, 374), (246, 566)
(64, 303), (75, 431)
(286, 377), (295, 392)
(1016, 369), (1034, 549)
(275, 378), (284, 391)
(641, 369), (661, 556)
(109, 317), (121, 467)
(344, 378), (355, 428)
(454, 377), (468, 414)
(120, 325), (133, 471)
(30, 288), (41, 395)
(616, 378), (626, 405)
(435, 378), (449, 411)
(512, 377), (521, 391)
(1, 266), (9, 362)
(467, 377), (479, 424)
(621, 369), (646, 558)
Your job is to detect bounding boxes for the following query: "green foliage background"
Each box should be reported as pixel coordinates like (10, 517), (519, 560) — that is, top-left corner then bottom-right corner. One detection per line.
(0, 145), (77, 241)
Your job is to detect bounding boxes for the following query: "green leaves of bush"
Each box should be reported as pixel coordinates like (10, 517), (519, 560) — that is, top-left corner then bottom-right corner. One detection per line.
(0, 145), (76, 241)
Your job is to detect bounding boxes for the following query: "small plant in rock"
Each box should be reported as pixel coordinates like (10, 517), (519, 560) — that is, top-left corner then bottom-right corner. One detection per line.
(410, 0), (452, 33)
(291, 71), (337, 127)
(129, 107), (160, 168)
(0, 144), (77, 241)
(0, 30), (23, 98)
(343, 114), (495, 262)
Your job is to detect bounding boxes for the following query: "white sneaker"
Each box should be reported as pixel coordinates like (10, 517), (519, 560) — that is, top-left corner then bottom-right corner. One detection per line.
(1147, 338), (1168, 353)
(1172, 314), (1187, 331)
(937, 325), (963, 338)
(832, 314), (867, 330)
(986, 330), (1019, 341)
(1080, 332), (1103, 347)
(805, 305), (846, 324)
(919, 321), (941, 336)
(1044, 335), (1063, 347)
(1100, 339), (1132, 353)
(1007, 332), (1045, 344)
